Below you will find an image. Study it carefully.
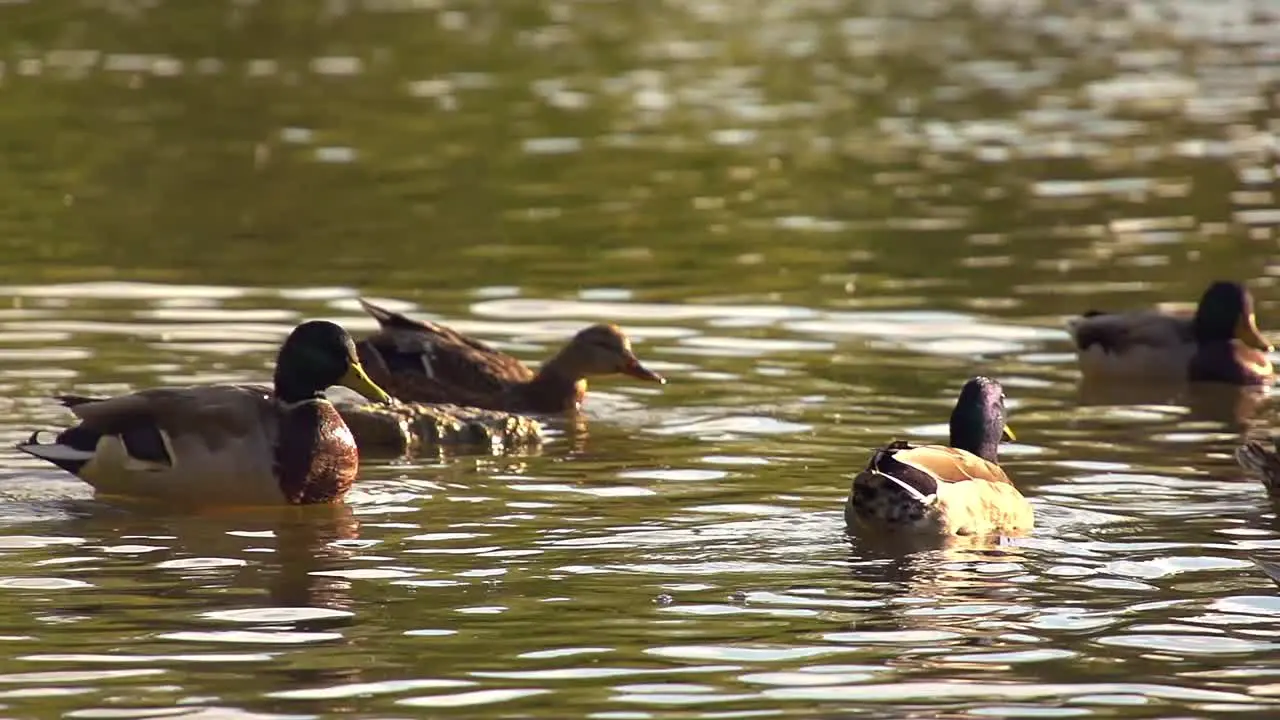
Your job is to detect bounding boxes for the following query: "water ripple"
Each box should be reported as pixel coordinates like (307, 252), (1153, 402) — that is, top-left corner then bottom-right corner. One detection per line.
(3, 0), (1280, 717)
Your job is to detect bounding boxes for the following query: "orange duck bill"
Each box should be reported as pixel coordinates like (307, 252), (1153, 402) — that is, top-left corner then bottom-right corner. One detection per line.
(621, 354), (665, 383)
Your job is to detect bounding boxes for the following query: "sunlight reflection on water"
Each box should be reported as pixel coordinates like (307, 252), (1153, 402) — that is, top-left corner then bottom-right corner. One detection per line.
(3, 0), (1280, 717)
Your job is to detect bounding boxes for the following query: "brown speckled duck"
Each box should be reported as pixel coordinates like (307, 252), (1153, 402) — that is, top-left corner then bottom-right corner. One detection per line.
(17, 321), (393, 506)
(845, 376), (1033, 537)
(1066, 281), (1273, 385)
(354, 298), (665, 414)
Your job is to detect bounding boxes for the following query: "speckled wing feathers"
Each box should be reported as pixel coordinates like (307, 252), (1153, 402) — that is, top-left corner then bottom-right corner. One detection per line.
(357, 300), (534, 404)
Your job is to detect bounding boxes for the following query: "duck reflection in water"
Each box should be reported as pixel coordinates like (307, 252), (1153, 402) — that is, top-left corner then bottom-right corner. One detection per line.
(1076, 377), (1269, 434)
(77, 501), (364, 612)
(161, 504), (369, 701)
(843, 535), (1034, 642)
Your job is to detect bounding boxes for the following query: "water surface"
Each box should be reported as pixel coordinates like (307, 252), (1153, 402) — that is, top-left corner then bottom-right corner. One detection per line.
(2, 0), (1280, 717)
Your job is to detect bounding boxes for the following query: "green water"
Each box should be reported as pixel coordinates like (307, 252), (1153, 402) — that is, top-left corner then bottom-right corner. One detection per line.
(2, 0), (1280, 717)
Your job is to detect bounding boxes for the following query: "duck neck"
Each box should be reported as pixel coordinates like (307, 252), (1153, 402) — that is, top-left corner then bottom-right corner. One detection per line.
(274, 369), (325, 405)
(1189, 341), (1255, 384)
(526, 351), (587, 412)
(1192, 324), (1233, 345)
(950, 422), (999, 463)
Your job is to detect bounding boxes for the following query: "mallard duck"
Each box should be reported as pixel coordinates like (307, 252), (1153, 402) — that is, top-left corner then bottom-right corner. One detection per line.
(17, 320), (393, 506)
(1066, 281), (1273, 385)
(354, 298), (665, 413)
(845, 376), (1033, 536)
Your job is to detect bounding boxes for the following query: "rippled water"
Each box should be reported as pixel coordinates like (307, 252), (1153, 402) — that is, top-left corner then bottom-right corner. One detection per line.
(5, 0), (1280, 717)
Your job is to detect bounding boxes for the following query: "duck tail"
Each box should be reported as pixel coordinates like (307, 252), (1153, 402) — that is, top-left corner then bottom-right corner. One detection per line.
(55, 394), (105, 408)
(358, 297), (395, 323)
(16, 428), (99, 476)
(358, 298), (420, 331)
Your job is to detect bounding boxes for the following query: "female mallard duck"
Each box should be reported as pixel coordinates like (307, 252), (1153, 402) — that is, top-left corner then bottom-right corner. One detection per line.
(17, 320), (393, 506)
(845, 376), (1033, 536)
(354, 298), (665, 414)
(1066, 281), (1273, 385)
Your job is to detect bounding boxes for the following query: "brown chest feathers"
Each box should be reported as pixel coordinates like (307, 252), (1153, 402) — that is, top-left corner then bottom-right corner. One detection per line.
(274, 400), (359, 504)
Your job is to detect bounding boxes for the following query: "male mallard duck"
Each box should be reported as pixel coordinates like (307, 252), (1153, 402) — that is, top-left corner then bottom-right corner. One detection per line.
(845, 376), (1033, 536)
(1066, 281), (1273, 385)
(354, 298), (665, 413)
(17, 320), (393, 506)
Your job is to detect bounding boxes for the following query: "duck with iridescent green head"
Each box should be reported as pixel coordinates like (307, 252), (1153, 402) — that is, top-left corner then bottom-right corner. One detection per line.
(17, 320), (393, 506)
(1067, 281), (1273, 385)
(845, 376), (1033, 537)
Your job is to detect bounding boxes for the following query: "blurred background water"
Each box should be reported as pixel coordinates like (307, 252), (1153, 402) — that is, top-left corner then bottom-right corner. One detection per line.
(2, 0), (1280, 717)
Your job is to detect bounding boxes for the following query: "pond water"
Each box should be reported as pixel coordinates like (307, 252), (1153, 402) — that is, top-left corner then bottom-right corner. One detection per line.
(3, 0), (1280, 717)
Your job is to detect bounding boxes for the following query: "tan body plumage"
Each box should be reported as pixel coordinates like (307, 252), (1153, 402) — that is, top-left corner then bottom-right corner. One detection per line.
(847, 440), (1033, 536)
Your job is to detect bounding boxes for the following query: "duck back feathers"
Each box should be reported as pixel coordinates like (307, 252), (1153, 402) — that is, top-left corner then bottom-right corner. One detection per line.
(848, 440), (1029, 536)
(355, 300), (533, 407)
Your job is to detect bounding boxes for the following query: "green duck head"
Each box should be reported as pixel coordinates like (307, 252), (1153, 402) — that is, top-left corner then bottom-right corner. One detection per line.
(1194, 281), (1272, 351)
(274, 320), (393, 405)
(949, 376), (1015, 463)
